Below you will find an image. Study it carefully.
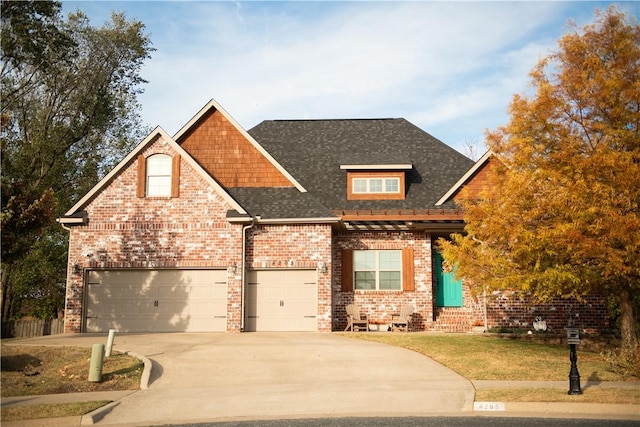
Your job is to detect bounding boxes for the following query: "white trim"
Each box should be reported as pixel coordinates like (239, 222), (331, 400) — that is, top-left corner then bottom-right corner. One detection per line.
(64, 127), (247, 216)
(56, 217), (85, 225)
(435, 150), (494, 206)
(173, 98), (307, 193)
(250, 217), (339, 224)
(340, 164), (412, 170)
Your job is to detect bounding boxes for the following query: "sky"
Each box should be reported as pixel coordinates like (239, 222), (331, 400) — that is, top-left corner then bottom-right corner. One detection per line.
(62, 1), (639, 156)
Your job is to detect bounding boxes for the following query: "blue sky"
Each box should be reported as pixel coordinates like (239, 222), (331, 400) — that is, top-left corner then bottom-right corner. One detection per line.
(62, 1), (638, 155)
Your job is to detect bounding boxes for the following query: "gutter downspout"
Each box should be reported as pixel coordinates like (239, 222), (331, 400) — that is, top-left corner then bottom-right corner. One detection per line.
(57, 220), (73, 334)
(240, 218), (257, 332)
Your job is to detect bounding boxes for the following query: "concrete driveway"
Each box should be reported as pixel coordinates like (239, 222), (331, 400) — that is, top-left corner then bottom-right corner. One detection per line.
(14, 333), (475, 425)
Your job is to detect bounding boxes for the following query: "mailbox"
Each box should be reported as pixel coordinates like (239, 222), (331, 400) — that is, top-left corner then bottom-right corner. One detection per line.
(566, 327), (580, 345)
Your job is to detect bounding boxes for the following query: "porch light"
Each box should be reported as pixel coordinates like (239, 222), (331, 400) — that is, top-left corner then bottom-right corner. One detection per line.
(320, 262), (328, 275)
(72, 263), (80, 275)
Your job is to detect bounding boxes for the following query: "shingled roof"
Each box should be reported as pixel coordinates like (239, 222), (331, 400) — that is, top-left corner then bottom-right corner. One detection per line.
(241, 118), (474, 218)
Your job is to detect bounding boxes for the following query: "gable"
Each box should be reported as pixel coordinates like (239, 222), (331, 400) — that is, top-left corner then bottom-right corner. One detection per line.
(435, 151), (495, 206)
(60, 127), (247, 221)
(177, 108), (294, 189)
(455, 156), (494, 201)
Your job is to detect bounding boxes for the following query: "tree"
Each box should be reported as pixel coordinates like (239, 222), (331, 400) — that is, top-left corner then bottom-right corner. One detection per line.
(1, 1), (153, 320)
(438, 7), (640, 355)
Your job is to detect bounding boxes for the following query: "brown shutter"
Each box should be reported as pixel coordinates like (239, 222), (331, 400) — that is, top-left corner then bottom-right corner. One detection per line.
(341, 249), (353, 292)
(171, 154), (181, 198)
(402, 247), (415, 291)
(136, 154), (146, 198)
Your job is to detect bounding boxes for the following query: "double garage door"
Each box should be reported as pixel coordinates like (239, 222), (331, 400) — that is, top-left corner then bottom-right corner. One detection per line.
(85, 268), (318, 333)
(245, 270), (317, 332)
(85, 269), (228, 332)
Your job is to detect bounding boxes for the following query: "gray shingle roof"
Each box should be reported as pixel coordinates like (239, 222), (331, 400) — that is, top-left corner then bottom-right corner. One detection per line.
(227, 187), (334, 219)
(239, 118), (474, 218)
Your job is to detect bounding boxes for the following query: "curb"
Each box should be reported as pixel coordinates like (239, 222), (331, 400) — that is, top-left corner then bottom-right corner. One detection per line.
(126, 351), (153, 390)
(80, 351), (152, 425)
(503, 402), (640, 419)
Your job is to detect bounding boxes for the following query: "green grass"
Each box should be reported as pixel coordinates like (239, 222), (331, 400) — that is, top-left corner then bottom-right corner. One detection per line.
(1, 401), (112, 421)
(341, 332), (637, 382)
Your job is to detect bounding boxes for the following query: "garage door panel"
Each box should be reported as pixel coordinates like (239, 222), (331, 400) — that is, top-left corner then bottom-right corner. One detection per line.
(245, 270), (317, 332)
(86, 269), (227, 333)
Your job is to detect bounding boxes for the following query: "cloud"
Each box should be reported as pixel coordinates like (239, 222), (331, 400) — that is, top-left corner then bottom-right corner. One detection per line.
(74, 1), (616, 152)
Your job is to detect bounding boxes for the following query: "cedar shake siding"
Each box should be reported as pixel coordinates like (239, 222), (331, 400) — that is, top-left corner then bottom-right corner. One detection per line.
(178, 109), (293, 188)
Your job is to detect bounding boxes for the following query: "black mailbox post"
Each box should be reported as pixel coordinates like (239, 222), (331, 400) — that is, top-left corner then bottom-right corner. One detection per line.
(566, 310), (582, 395)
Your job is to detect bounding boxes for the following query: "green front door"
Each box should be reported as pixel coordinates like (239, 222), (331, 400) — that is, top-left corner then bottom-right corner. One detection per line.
(434, 250), (463, 307)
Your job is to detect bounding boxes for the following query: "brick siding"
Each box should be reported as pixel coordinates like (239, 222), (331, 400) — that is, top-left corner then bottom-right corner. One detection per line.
(333, 230), (433, 331)
(245, 223), (332, 331)
(64, 136), (244, 333)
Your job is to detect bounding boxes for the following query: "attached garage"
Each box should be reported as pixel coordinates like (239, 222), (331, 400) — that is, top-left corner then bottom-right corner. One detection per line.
(85, 269), (228, 332)
(245, 269), (317, 332)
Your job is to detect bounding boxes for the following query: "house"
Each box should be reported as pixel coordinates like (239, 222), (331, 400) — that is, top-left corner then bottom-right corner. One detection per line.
(58, 99), (608, 334)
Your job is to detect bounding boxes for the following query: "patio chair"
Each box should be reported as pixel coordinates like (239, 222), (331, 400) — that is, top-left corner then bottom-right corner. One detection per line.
(391, 305), (414, 332)
(344, 304), (369, 332)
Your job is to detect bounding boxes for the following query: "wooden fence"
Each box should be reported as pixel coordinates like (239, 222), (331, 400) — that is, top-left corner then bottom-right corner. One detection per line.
(1, 319), (64, 339)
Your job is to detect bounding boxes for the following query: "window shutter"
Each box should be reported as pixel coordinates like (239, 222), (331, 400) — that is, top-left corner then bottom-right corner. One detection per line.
(136, 154), (146, 198)
(402, 247), (415, 291)
(341, 249), (353, 292)
(171, 154), (181, 198)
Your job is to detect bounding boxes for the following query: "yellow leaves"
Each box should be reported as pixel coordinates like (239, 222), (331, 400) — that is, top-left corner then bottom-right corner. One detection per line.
(443, 7), (640, 301)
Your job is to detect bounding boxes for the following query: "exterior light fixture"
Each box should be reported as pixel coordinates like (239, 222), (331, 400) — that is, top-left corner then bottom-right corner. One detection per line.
(320, 262), (328, 275)
(72, 263), (80, 275)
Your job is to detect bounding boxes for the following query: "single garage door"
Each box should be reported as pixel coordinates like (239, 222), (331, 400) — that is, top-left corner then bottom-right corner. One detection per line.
(245, 269), (317, 332)
(86, 269), (227, 332)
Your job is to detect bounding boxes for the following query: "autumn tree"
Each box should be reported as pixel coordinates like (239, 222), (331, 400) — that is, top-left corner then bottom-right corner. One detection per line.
(439, 7), (640, 355)
(1, 1), (153, 320)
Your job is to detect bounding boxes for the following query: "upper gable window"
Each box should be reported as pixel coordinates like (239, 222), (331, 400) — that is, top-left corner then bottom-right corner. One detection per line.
(347, 172), (405, 200)
(137, 153), (181, 198)
(146, 154), (172, 196)
(352, 177), (400, 194)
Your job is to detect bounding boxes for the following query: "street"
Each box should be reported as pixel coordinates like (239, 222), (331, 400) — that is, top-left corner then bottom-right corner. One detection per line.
(168, 417), (640, 427)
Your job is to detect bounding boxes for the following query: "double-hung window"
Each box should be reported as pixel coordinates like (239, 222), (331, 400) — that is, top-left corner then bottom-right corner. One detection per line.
(146, 154), (173, 196)
(353, 250), (402, 290)
(137, 153), (181, 198)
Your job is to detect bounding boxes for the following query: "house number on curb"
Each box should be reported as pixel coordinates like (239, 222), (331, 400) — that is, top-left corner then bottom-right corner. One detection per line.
(474, 402), (506, 411)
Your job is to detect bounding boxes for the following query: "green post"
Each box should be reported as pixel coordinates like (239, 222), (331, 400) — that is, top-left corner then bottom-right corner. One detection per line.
(88, 343), (105, 382)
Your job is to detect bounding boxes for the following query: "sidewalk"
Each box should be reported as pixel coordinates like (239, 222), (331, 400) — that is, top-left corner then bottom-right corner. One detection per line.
(2, 333), (638, 425)
(3, 380), (638, 426)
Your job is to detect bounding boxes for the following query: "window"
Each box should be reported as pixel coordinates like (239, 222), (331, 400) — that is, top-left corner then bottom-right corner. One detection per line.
(346, 171), (405, 200)
(146, 154), (172, 196)
(137, 153), (181, 198)
(352, 177), (400, 194)
(354, 250), (402, 290)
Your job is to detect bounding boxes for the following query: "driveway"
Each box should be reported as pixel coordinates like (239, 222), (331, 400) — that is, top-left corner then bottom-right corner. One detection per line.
(14, 333), (475, 425)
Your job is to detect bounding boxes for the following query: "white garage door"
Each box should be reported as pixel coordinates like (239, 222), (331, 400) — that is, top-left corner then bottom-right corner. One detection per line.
(245, 269), (317, 332)
(86, 269), (227, 332)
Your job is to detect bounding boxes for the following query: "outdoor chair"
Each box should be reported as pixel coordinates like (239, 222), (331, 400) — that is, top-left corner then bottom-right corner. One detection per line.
(391, 305), (414, 332)
(344, 304), (369, 332)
